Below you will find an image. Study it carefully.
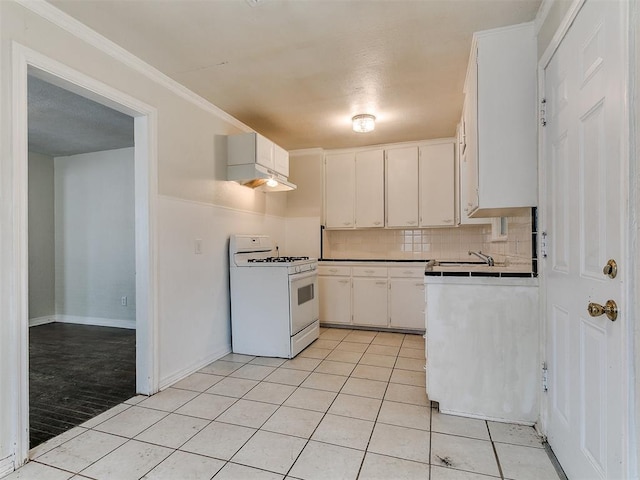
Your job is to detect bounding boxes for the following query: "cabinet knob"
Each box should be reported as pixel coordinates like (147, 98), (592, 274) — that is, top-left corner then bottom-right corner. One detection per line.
(407, 220), (417, 225)
(364, 269), (375, 274)
(374, 221), (382, 225)
(343, 222), (352, 226)
(338, 279), (349, 284)
(375, 281), (386, 285)
(442, 219), (453, 224)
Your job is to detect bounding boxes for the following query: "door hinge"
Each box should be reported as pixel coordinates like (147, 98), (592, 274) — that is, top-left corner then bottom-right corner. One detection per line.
(540, 98), (547, 127)
(541, 231), (548, 258)
(542, 362), (549, 392)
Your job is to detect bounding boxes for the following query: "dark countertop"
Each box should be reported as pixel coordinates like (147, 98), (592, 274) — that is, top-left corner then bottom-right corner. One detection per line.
(319, 258), (429, 263)
(424, 271), (536, 278)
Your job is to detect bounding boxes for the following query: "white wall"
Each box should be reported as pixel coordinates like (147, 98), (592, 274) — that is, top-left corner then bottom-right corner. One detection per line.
(285, 149), (323, 257)
(0, 1), (289, 471)
(54, 148), (136, 326)
(27, 152), (55, 320)
(157, 196), (285, 387)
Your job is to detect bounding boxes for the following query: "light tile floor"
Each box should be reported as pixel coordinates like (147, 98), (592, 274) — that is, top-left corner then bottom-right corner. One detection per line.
(9, 328), (563, 480)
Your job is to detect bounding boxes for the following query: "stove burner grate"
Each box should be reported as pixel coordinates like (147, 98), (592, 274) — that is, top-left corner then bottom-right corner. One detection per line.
(248, 256), (310, 263)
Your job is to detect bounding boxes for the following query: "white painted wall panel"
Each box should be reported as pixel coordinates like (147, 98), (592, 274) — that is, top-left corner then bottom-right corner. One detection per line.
(28, 152), (55, 319)
(157, 195), (285, 387)
(54, 148), (136, 324)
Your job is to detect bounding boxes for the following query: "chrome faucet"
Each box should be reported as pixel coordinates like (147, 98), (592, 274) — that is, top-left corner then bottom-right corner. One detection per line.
(468, 250), (494, 266)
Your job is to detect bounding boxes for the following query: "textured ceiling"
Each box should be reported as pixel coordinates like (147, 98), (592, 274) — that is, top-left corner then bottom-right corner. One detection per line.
(28, 75), (134, 157)
(48, 0), (541, 151)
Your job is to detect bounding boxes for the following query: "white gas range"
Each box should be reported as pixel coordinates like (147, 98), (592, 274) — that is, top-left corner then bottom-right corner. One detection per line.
(229, 234), (319, 358)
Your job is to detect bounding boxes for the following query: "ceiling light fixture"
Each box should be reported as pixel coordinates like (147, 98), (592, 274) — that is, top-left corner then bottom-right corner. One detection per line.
(352, 114), (376, 133)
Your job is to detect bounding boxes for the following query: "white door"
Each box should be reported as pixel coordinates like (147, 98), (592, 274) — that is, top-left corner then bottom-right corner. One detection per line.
(543, 1), (626, 478)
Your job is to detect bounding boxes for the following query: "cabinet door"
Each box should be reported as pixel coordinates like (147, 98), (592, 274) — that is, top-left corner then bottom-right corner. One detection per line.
(255, 133), (274, 170)
(459, 98), (491, 225)
(355, 149), (384, 228)
(273, 143), (289, 177)
(318, 276), (351, 325)
(386, 147), (419, 227)
(352, 277), (388, 327)
(389, 278), (425, 330)
(463, 57), (479, 216)
(325, 153), (355, 228)
(419, 143), (455, 227)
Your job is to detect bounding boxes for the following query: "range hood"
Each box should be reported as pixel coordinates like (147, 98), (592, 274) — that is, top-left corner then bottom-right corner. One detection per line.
(227, 132), (297, 192)
(227, 163), (297, 192)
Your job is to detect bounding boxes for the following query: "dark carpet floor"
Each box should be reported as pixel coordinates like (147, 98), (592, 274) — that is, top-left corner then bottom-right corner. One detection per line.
(29, 323), (136, 448)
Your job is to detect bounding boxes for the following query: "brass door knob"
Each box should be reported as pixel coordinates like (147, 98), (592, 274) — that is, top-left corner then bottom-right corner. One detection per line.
(587, 299), (618, 321)
(603, 259), (617, 279)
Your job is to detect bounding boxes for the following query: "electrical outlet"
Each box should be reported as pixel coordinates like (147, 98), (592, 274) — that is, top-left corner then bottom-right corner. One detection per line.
(121, 296), (127, 306)
(195, 238), (203, 255)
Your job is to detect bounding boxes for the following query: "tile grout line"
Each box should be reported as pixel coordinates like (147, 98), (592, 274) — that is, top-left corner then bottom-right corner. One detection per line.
(486, 419), (505, 480)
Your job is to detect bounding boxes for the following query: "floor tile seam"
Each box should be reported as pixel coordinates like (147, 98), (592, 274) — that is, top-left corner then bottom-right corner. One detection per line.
(239, 380), (299, 406)
(375, 418), (433, 434)
(493, 439), (545, 449)
(66, 437), (162, 477)
(30, 459), (90, 478)
(124, 440), (176, 480)
(225, 460), (296, 478)
(485, 419), (506, 480)
(431, 464), (503, 479)
(361, 449), (431, 468)
(133, 414), (216, 452)
(354, 373), (394, 479)
(29, 427), (90, 460)
(79, 403), (134, 429)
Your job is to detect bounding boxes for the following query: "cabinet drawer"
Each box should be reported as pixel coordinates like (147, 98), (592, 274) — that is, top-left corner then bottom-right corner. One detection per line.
(388, 267), (425, 278)
(352, 266), (387, 277)
(318, 265), (351, 276)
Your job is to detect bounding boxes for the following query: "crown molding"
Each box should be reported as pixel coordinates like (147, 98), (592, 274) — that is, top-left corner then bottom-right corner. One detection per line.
(14, 0), (251, 133)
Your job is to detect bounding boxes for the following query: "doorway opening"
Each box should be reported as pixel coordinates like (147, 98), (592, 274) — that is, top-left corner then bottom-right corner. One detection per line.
(9, 43), (158, 466)
(27, 74), (138, 447)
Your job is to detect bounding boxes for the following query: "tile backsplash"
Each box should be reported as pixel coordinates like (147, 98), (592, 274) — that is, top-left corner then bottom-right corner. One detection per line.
(323, 209), (533, 270)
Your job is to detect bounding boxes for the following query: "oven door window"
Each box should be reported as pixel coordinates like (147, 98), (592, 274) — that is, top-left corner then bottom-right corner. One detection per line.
(297, 283), (314, 305)
(290, 273), (319, 335)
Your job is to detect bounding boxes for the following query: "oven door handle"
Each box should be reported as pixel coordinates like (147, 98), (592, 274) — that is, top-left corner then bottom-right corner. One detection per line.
(289, 270), (318, 283)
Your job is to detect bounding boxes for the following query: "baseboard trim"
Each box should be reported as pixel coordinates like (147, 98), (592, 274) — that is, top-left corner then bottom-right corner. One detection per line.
(28, 316), (56, 327)
(0, 455), (14, 478)
(56, 315), (136, 330)
(159, 344), (232, 390)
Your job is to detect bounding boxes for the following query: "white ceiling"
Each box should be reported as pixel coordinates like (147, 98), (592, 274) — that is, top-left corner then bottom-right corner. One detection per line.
(47, 0), (541, 151)
(28, 75), (134, 157)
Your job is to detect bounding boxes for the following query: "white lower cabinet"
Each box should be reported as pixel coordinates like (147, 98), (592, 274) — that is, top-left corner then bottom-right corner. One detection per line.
(318, 264), (426, 331)
(352, 277), (388, 327)
(389, 278), (425, 330)
(318, 268), (351, 325)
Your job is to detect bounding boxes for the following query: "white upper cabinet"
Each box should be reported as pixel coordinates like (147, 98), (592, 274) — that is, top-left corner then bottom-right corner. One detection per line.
(273, 143), (289, 177)
(386, 146), (419, 227)
(419, 142), (455, 227)
(464, 22), (537, 218)
(228, 132), (290, 177)
(255, 133), (274, 170)
(355, 149), (384, 228)
(325, 153), (356, 228)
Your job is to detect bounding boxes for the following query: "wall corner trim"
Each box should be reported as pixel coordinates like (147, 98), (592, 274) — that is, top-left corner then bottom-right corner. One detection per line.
(534, 0), (555, 35)
(14, 0), (252, 133)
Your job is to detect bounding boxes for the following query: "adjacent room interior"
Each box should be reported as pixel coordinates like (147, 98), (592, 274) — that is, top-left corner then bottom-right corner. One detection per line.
(27, 74), (137, 447)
